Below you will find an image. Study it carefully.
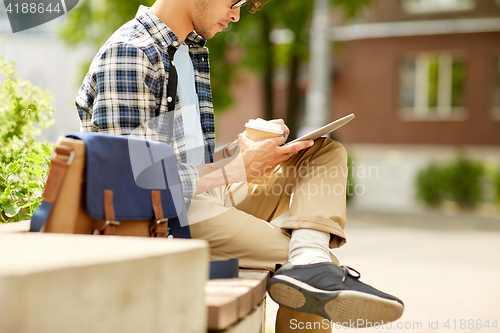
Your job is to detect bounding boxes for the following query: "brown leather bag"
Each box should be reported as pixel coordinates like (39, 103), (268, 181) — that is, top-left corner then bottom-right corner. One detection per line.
(30, 133), (190, 239)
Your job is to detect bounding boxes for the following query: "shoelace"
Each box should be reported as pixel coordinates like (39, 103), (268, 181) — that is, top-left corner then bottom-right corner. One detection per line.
(341, 265), (361, 283)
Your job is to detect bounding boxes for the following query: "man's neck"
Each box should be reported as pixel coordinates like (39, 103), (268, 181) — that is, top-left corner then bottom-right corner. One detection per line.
(150, 0), (193, 44)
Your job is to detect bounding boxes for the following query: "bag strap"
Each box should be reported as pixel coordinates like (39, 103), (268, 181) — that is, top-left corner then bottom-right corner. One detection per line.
(30, 145), (74, 232)
(150, 190), (168, 237)
(99, 189), (120, 235)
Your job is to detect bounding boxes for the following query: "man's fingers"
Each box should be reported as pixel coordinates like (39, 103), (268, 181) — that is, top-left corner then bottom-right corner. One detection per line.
(267, 136), (287, 146)
(269, 119), (289, 139)
(269, 119), (284, 126)
(280, 140), (314, 155)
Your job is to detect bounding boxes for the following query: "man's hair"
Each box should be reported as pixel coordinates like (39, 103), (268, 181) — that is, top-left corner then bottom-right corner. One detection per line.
(248, 0), (268, 13)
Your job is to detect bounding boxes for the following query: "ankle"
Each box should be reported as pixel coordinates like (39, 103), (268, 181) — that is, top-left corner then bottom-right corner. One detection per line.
(288, 229), (332, 265)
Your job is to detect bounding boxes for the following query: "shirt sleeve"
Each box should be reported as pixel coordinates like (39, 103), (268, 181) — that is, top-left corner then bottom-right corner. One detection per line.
(176, 163), (200, 202)
(76, 42), (200, 202)
(76, 43), (158, 135)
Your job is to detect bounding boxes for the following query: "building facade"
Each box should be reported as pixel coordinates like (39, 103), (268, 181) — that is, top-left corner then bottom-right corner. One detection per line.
(332, 0), (500, 146)
(329, 0), (500, 212)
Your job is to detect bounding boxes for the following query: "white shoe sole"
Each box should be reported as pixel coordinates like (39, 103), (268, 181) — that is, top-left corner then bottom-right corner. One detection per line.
(268, 275), (404, 327)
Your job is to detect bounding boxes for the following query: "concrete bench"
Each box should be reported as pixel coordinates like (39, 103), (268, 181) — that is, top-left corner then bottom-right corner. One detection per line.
(0, 221), (209, 333)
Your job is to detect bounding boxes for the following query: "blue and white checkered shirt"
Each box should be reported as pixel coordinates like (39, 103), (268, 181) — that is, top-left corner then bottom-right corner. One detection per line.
(75, 5), (216, 202)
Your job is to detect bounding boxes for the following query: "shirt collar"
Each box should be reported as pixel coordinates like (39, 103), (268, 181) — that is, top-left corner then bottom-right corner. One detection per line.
(135, 5), (206, 49)
(185, 31), (207, 48)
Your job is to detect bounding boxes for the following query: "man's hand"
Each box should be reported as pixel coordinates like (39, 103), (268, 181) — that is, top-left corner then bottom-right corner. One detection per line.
(194, 126), (312, 195)
(237, 133), (313, 181)
(257, 118), (290, 141)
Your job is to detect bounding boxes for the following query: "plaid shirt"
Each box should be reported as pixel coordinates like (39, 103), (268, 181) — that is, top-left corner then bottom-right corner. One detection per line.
(75, 5), (216, 202)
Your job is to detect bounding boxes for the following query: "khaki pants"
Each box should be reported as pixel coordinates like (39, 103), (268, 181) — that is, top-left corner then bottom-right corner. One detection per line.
(189, 137), (348, 332)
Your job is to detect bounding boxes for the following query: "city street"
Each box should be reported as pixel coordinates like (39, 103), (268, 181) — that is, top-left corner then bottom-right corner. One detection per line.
(266, 211), (500, 332)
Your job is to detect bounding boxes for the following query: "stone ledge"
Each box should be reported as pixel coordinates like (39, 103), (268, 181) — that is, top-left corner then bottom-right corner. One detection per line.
(0, 232), (209, 333)
(0, 220), (30, 234)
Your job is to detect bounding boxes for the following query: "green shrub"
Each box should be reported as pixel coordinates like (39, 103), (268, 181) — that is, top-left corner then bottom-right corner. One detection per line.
(444, 154), (484, 208)
(416, 162), (446, 207)
(0, 40), (54, 222)
(415, 153), (486, 209)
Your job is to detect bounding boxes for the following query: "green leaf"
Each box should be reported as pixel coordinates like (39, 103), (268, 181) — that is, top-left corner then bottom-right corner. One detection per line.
(41, 143), (52, 155)
(2, 203), (20, 217)
(28, 181), (39, 188)
(25, 153), (45, 164)
(20, 202), (34, 208)
(26, 167), (42, 176)
(8, 162), (19, 172)
(0, 187), (10, 202)
(33, 166), (43, 176)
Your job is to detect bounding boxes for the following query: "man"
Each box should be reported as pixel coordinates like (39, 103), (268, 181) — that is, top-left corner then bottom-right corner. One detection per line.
(76, 0), (404, 331)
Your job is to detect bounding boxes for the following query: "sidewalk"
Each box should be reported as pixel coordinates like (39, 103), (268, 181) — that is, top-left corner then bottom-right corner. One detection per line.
(346, 209), (500, 232)
(265, 210), (500, 332)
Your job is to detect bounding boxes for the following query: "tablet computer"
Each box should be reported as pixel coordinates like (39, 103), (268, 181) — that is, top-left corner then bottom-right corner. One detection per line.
(286, 113), (355, 145)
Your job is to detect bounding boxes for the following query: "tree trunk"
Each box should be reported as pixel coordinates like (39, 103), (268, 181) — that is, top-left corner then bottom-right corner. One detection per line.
(262, 12), (274, 120)
(286, 51), (300, 141)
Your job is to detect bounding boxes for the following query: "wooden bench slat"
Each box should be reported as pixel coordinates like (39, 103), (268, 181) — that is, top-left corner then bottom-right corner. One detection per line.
(205, 269), (269, 331)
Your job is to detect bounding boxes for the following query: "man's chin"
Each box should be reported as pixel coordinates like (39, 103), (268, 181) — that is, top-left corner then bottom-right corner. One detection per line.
(204, 33), (217, 40)
(195, 29), (217, 40)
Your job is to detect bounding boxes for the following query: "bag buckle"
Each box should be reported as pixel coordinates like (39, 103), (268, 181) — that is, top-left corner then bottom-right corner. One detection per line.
(150, 218), (169, 237)
(66, 150), (75, 165)
(54, 148), (75, 166)
(93, 220), (120, 235)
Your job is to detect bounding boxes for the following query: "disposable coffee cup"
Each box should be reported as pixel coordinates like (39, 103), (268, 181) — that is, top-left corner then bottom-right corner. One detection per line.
(245, 119), (283, 141)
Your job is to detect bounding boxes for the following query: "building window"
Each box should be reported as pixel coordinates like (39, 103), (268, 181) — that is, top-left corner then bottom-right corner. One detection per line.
(399, 53), (466, 120)
(493, 57), (500, 119)
(403, 0), (476, 14)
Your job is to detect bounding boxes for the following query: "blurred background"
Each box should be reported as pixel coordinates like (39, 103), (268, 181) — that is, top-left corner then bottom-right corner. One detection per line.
(2, 0), (500, 215)
(1, 0), (500, 331)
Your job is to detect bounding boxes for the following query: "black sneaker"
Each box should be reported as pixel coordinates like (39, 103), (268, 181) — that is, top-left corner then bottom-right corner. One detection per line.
(267, 263), (404, 327)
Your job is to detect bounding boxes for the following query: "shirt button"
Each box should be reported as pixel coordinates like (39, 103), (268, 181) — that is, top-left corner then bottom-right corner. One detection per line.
(167, 96), (173, 103)
(172, 40), (179, 47)
(161, 42), (166, 46)
(167, 235), (174, 239)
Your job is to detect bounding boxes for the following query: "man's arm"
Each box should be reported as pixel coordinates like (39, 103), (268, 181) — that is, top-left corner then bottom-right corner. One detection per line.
(194, 134), (313, 195)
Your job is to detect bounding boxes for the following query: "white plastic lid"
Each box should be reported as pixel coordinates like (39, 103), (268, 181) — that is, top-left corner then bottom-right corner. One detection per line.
(245, 119), (283, 134)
